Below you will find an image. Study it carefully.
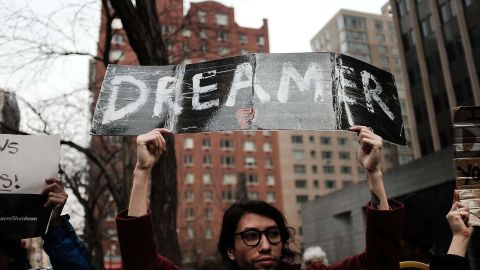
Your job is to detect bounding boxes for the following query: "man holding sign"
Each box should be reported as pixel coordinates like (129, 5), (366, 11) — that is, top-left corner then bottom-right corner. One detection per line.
(0, 134), (94, 270)
(116, 127), (405, 270)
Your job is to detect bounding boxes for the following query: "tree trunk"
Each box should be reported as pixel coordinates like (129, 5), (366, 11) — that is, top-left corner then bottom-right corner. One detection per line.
(84, 210), (106, 270)
(150, 134), (181, 265)
(108, 0), (181, 265)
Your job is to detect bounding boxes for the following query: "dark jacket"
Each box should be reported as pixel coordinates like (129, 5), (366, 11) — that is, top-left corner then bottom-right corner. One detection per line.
(42, 215), (94, 270)
(429, 254), (468, 270)
(116, 200), (405, 270)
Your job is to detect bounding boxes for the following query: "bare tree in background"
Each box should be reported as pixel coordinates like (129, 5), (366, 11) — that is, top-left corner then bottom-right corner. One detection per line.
(0, 0), (184, 268)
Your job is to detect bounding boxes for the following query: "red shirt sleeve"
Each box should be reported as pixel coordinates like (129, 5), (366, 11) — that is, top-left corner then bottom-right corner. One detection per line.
(116, 209), (181, 270)
(308, 200), (404, 270)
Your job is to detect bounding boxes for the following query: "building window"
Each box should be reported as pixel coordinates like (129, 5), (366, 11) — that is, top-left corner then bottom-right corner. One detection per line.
(248, 192), (258, 200)
(244, 156), (257, 167)
(205, 208), (213, 220)
(111, 34), (124, 45)
(310, 150), (317, 159)
(217, 31), (229, 41)
(221, 156), (235, 166)
(186, 208), (195, 221)
(295, 179), (307, 188)
(323, 165), (335, 174)
(187, 227), (195, 239)
(313, 180), (319, 188)
(320, 137), (331, 145)
(204, 190), (213, 202)
(205, 228), (214, 239)
(321, 151), (332, 159)
(239, 33), (248, 44)
(243, 141), (256, 151)
(343, 15), (366, 30)
(240, 49), (249, 55)
(450, 0), (456, 17)
(218, 47), (231, 56)
(339, 152), (351, 160)
(378, 45), (387, 55)
(294, 165), (306, 173)
(296, 195), (308, 204)
(182, 29), (191, 37)
(325, 180), (336, 189)
(184, 138), (194, 149)
(309, 136), (315, 143)
(267, 192), (276, 203)
(337, 137), (348, 145)
(200, 42), (208, 54)
(245, 174), (258, 185)
(183, 42), (190, 53)
(263, 142), (272, 152)
(215, 13), (228, 26)
(341, 166), (352, 174)
(184, 155), (193, 166)
(374, 20), (384, 31)
(312, 165), (318, 174)
(223, 174), (237, 185)
(220, 139), (234, 149)
(266, 175), (275, 186)
(291, 135), (303, 144)
(265, 158), (273, 168)
(202, 138), (211, 148)
(222, 190), (236, 202)
(257, 35), (265, 46)
(185, 173), (194, 184)
(199, 29), (207, 39)
(203, 173), (212, 185)
(198, 11), (207, 23)
(185, 190), (194, 202)
(293, 150), (305, 160)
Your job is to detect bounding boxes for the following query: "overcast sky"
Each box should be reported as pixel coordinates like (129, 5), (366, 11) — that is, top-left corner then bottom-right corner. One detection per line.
(2, 0), (390, 97)
(188, 0), (390, 53)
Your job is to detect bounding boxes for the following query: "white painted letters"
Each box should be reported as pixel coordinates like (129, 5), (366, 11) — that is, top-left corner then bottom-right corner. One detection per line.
(192, 71), (219, 110)
(226, 63), (270, 106)
(102, 75), (149, 124)
(153, 76), (183, 117)
(361, 71), (395, 120)
(277, 62), (323, 103)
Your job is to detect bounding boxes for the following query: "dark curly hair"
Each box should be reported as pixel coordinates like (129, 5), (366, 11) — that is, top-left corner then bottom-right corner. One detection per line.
(217, 200), (299, 270)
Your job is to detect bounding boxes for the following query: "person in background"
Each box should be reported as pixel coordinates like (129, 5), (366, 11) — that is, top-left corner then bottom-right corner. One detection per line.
(429, 192), (475, 270)
(0, 177), (94, 270)
(116, 126), (405, 270)
(303, 246), (328, 266)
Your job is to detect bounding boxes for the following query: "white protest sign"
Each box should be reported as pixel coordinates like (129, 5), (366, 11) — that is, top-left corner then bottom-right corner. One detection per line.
(0, 134), (60, 194)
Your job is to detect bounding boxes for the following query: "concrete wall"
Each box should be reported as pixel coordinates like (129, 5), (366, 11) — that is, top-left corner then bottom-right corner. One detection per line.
(301, 148), (455, 262)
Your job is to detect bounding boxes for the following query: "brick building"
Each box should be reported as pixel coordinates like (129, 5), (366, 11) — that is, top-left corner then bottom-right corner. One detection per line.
(91, 1), (274, 268)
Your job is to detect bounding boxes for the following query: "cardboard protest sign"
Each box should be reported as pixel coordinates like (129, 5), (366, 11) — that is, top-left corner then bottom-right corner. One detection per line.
(453, 106), (480, 226)
(91, 53), (406, 145)
(0, 134), (60, 238)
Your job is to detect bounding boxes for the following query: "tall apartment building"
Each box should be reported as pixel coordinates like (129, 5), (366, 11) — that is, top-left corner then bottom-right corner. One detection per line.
(281, 7), (417, 245)
(277, 130), (364, 245)
(91, 1), (275, 268)
(390, 0), (480, 156)
(310, 8), (417, 164)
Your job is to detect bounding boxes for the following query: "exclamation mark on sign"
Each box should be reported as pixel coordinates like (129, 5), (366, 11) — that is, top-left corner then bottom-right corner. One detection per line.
(14, 174), (20, 189)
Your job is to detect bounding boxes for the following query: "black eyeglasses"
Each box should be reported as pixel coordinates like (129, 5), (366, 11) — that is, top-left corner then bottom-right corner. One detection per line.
(235, 227), (282, 246)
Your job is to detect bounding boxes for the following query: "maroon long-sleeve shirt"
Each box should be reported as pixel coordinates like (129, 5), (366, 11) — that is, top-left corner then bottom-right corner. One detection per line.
(116, 200), (404, 270)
